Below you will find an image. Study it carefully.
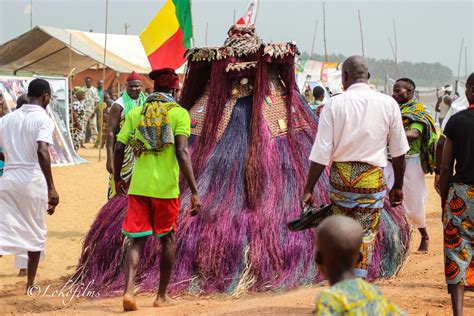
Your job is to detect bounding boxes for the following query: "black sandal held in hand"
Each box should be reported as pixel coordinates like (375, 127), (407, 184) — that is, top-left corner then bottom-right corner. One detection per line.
(287, 204), (333, 232)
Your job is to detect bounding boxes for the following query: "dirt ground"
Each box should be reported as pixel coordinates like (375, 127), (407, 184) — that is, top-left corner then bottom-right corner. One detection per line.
(1, 147), (473, 315)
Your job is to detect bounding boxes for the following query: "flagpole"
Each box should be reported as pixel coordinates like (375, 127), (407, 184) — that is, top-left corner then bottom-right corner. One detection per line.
(456, 37), (464, 82)
(465, 45), (468, 79)
(358, 9), (365, 56)
(30, 0), (33, 29)
(190, 0), (195, 48)
(99, 0), (109, 162)
(205, 22), (208, 46)
(254, 0), (260, 25)
(310, 19), (318, 58)
(323, 2), (328, 62)
(68, 34), (73, 139)
(388, 37), (398, 78)
(393, 20), (399, 77)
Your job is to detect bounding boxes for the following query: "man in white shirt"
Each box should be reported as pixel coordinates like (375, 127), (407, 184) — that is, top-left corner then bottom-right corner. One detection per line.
(302, 55), (409, 278)
(0, 79), (59, 292)
(441, 94), (468, 131)
(435, 85), (453, 126)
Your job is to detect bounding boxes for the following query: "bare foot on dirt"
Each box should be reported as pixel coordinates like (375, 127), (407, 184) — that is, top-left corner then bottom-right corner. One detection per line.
(18, 269), (27, 277)
(123, 294), (139, 311)
(417, 237), (429, 253)
(153, 294), (174, 307)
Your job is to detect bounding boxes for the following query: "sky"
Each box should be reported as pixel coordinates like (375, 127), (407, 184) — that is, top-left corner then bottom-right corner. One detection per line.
(0, 0), (472, 73)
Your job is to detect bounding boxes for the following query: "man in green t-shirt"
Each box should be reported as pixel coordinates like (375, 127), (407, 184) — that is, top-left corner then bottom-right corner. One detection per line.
(113, 68), (201, 311)
(387, 78), (437, 253)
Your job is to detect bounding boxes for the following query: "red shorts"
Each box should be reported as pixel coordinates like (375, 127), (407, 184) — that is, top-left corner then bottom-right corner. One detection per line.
(122, 195), (179, 238)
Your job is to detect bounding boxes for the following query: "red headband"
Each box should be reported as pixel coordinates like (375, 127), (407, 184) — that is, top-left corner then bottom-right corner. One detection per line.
(149, 68), (179, 90)
(127, 71), (142, 82)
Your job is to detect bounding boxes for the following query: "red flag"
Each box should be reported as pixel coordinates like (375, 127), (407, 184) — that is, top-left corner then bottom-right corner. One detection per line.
(140, 0), (193, 70)
(236, 0), (259, 25)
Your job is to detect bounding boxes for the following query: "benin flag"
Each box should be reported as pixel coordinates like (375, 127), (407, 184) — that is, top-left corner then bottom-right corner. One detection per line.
(140, 0), (193, 70)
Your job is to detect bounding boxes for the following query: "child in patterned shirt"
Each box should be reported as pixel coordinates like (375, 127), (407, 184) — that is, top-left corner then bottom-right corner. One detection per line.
(314, 216), (405, 315)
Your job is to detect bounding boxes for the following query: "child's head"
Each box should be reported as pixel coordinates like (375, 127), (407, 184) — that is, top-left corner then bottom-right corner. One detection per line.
(313, 86), (325, 102)
(315, 215), (363, 283)
(16, 94), (29, 110)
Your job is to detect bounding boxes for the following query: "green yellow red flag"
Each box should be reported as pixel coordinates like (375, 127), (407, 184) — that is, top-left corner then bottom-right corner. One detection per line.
(140, 0), (193, 70)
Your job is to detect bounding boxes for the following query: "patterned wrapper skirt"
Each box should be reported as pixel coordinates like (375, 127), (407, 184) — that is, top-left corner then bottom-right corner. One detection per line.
(329, 161), (386, 278)
(443, 183), (474, 286)
(108, 144), (135, 199)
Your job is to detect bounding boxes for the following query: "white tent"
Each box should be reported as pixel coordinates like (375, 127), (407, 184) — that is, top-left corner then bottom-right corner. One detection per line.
(0, 26), (186, 76)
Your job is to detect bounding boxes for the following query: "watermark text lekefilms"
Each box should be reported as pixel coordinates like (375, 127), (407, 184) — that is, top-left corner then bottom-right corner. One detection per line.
(27, 280), (100, 306)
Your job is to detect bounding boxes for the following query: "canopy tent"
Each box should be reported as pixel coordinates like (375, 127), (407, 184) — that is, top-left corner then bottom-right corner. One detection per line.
(0, 25), (188, 97)
(0, 26), (151, 75)
(0, 26), (186, 77)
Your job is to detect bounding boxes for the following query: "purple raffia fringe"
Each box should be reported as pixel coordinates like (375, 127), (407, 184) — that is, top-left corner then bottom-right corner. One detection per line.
(180, 60), (212, 111)
(69, 94), (411, 297)
(188, 59), (231, 179)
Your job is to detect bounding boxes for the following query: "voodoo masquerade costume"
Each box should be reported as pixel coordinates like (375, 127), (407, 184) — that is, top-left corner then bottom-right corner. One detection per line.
(70, 25), (411, 296)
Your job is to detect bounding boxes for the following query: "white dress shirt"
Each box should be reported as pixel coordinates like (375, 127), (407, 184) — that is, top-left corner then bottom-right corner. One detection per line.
(309, 83), (409, 167)
(0, 104), (54, 170)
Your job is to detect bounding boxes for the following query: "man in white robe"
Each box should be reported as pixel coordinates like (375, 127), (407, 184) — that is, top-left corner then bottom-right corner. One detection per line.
(0, 78), (59, 292)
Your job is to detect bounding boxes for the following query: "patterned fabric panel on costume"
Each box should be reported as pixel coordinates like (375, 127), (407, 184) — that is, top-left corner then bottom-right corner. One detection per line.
(189, 92), (208, 136)
(314, 278), (406, 315)
(189, 83), (251, 141)
(262, 79), (308, 138)
(329, 161), (386, 277)
(443, 183), (474, 286)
